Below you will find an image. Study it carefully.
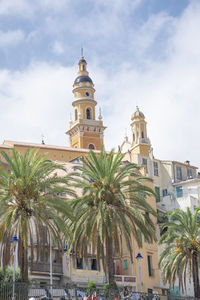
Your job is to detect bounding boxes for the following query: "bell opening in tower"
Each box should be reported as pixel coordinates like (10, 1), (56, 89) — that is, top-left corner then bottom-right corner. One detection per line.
(86, 108), (91, 120)
(88, 144), (95, 150)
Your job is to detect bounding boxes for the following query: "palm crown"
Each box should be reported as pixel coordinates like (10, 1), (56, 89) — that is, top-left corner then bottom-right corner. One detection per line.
(0, 149), (74, 281)
(159, 207), (200, 298)
(69, 149), (157, 299)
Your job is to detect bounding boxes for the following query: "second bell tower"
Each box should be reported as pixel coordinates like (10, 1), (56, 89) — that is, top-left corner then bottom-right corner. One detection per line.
(66, 56), (106, 150)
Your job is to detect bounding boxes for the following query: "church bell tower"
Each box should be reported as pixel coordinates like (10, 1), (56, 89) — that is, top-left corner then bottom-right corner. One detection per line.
(66, 56), (106, 150)
(130, 106), (151, 157)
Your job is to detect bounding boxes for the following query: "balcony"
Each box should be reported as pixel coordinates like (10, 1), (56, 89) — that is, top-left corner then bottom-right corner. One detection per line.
(29, 262), (63, 275)
(114, 275), (137, 286)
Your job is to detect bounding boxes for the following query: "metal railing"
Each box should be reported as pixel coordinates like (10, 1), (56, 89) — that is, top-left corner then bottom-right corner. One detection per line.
(0, 282), (70, 300)
(0, 283), (200, 300)
(28, 262), (63, 274)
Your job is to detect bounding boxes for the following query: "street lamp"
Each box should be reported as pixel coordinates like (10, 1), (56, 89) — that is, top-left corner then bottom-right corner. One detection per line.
(11, 236), (19, 300)
(136, 253), (143, 293)
(49, 234), (53, 300)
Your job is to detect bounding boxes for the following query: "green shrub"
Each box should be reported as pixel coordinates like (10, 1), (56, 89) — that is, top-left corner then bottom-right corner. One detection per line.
(0, 266), (21, 282)
(87, 281), (97, 296)
(103, 281), (119, 298)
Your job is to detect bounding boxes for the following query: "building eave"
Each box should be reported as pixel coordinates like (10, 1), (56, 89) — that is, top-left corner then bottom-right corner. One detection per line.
(3, 140), (101, 154)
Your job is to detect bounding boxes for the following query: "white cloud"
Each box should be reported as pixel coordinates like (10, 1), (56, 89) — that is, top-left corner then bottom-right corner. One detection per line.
(39, 0), (69, 10)
(0, 30), (24, 47)
(52, 41), (64, 55)
(131, 12), (174, 55)
(73, 0), (143, 37)
(0, 62), (74, 145)
(0, 0), (33, 16)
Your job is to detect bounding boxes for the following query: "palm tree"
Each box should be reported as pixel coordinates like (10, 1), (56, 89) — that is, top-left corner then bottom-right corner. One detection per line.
(69, 149), (157, 300)
(0, 148), (74, 282)
(159, 208), (200, 298)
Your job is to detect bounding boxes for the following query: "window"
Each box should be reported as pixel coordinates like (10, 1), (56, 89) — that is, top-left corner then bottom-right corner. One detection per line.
(187, 168), (193, 179)
(142, 131), (144, 138)
(86, 91), (90, 97)
(88, 144), (95, 150)
(91, 259), (98, 271)
(86, 108), (92, 120)
(153, 162), (159, 176)
(39, 249), (48, 263)
(113, 262), (116, 274)
(41, 226), (48, 244)
(176, 186), (183, 198)
(137, 229), (143, 247)
(176, 166), (182, 180)
(124, 260), (128, 269)
(155, 186), (160, 202)
(76, 258), (83, 269)
(139, 191), (146, 198)
(75, 109), (78, 121)
(160, 226), (168, 236)
(142, 158), (148, 173)
(86, 108), (91, 119)
(147, 255), (152, 277)
(162, 189), (168, 197)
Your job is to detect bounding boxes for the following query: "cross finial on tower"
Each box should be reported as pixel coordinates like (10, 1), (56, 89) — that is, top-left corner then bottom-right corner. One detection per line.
(81, 46), (83, 57)
(41, 134), (45, 145)
(98, 107), (102, 120)
(124, 128), (128, 142)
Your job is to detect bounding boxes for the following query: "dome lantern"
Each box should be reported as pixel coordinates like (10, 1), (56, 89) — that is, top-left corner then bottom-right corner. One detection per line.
(131, 106), (145, 120)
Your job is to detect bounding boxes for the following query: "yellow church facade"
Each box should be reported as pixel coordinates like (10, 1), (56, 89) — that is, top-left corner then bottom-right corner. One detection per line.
(0, 57), (161, 294)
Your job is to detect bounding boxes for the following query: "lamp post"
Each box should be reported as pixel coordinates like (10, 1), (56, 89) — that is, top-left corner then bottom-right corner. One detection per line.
(50, 234), (53, 300)
(136, 253), (143, 293)
(11, 236), (19, 300)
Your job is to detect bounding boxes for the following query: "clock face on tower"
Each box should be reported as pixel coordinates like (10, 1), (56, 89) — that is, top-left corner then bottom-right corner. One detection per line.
(86, 92), (90, 97)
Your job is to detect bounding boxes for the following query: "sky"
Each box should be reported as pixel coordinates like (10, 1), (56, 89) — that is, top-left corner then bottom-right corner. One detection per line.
(0, 0), (200, 168)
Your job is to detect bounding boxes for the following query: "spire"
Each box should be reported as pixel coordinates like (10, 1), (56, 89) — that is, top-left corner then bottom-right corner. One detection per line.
(98, 107), (102, 120)
(124, 128), (128, 142)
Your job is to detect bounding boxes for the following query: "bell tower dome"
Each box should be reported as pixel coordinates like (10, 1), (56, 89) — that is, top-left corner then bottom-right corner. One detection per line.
(66, 56), (106, 150)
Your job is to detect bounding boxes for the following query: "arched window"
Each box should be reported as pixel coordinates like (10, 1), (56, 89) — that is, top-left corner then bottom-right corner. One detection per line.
(88, 144), (95, 150)
(75, 109), (78, 121)
(133, 133), (135, 142)
(142, 131), (144, 138)
(86, 108), (91, 119)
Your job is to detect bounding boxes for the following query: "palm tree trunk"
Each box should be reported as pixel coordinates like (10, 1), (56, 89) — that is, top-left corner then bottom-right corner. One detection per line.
(18, 240), (28, 300)
(19, 240), (28, 282)
(192, 251), (200, 298)
(106, 234), (115, 300)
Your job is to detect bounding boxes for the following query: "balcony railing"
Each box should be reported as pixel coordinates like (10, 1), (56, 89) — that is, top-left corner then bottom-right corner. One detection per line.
(29, 262), (63, 274)
(114, 275), (137, 286)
